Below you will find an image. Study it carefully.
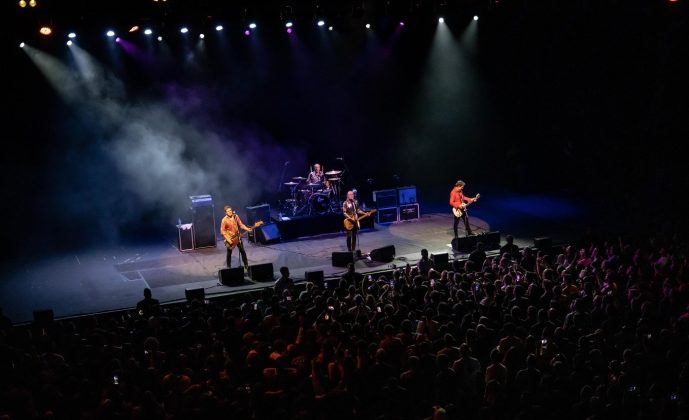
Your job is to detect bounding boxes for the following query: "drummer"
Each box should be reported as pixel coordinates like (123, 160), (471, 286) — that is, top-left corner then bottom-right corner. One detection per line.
(306, 163), (325, 187)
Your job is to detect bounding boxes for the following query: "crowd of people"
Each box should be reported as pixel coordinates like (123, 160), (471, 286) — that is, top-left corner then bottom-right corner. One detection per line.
(1, 233), (688, 419)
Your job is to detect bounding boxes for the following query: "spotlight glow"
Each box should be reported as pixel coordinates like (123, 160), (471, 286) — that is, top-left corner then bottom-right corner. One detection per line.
(244, 30), (250, 36)
(438, 17), (445, 23)
(19, 42), (25, 48)
(157, 36), (163, 41)
(67, 40), (73, 46)
(287, 28), (292, 34)
(249, 23), (257, 29)
(473, 15), (479, 21)
(215, 25), (223, 31)
(399, 21), (405, 26)
(317, 20), (325, 27)
(285, 21), (293, 28)
(328, 26), (333, 31)
(199, 33), (205, 39)
(68, 32), (76, 38)
(19, 0), (27, 7)
(39, 26), (52, 36)
(144, 28), (153, 35)
(365, 23), (371, 29)
(106, 30), (115, 37)
(180, 27), (189, 34)
(129, 26), (139, 33)
(29, 0), (36, 7)
(115, 37), (121, 43)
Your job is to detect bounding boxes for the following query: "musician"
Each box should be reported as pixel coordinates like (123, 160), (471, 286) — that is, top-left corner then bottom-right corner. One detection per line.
(221, 206), (252, 270)
(343, 190), (366, 252)
(449, 180), (477, 237)
(306, 163), (325, 186)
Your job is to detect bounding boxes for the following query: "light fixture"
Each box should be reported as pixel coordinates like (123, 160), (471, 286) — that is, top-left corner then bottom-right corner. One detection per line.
(67, 40), (73, 46)
(317, 20), (325, 27)
(157, 36), (163, 41)
(106, 30), (116, 37)
(29, 0), (36, 7)
(39, 26), (52, 36)
(285, 21), (293, 28)
(365, 23), (371, 29)
(19, 0), (27, 8)
(199, 33), (205, 39)
(473, 15), (479, 21)
(215, 25), (223, 31)
(248, 22), (257, 29)
(328, 26), (333, 31)
(438, 17), (445, 23)
(19, 42), (25, 48)
(68, 32), (76, 38)
(129, 26), (139, 33)
(180, 27), (189, 34)
(144, 28), (153, 35)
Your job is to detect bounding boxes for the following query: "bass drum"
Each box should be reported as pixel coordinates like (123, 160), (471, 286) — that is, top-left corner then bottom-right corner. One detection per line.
(312, 192), (332, 214)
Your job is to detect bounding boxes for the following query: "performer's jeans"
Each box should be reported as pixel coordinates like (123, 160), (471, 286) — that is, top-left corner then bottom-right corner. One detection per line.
(347, 228), (358, 252)
(453, 212), (472, 237)
(226, 241), (248, 269)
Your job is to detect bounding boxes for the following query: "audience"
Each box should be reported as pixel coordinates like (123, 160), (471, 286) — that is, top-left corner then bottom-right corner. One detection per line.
(0, 233), (687, 419)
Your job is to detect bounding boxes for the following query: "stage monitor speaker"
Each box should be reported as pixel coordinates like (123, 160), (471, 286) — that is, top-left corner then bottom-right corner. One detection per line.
(480, 231), (501, 250)
(370, 245), (395, 262)
(256, 223), (281, 244)
(249, 263), (274, 282)
(33, 309), (54, 325)
(332, 251), (354, 267)
(372, 189), (398, 208)
(219, 267), (244, 286)
(185, 287), (205, 302)
(431, 253), (449, 270)
(452, 236), (477, 253)
(534, 237), (552, 250)
(400, 203), (420, 221)
(397, 186), (417, 205)
(305, 270), (325, 288)
(376, 207), (399, 224)
(190, 195), (216, 249)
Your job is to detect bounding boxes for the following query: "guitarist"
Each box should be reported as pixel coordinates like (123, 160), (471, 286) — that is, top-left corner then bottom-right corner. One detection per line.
(449, 180), (478, 237)
(342, 190), (367, 252)
(221, 206), (253, 270)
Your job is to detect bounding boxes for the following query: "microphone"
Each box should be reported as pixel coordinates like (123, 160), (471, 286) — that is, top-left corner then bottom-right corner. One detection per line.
(336, 157), (344, 160)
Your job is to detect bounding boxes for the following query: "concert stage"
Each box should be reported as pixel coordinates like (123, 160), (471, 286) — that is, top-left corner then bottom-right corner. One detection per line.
(0, 194), (585, 324)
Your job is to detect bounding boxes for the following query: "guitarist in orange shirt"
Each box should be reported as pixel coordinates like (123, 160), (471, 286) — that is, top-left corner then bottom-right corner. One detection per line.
(342, 190), (374, 252)
(221, 206), (257, 270)
(449, 180), (479, 237)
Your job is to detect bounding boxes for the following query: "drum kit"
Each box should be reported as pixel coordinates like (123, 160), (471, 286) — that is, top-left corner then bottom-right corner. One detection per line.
(281, 169), (343, 216)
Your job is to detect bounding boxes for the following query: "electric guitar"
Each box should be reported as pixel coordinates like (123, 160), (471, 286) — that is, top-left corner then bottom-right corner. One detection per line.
(452, 193), (480, 218)
(344, 209), (377, 231)
(224, 221), (264, 249)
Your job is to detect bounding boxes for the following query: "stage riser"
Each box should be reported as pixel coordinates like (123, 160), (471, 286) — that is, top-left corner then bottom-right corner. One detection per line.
(277, 214), (374, 240)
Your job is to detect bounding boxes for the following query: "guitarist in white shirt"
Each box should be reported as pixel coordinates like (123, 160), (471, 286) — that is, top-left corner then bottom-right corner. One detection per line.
(221, 206), (254, 270)
(449, 180), (479, 237)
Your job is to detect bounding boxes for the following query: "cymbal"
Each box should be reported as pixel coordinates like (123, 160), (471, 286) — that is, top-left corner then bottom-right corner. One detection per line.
(308, 183), (321, 187)
(292, 176), (307, 180)
(327, 177), (340, 181)
(284, 181), (298, 186)
(325, 170), (341, 175)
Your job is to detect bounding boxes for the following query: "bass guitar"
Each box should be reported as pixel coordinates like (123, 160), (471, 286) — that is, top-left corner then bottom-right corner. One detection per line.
(224, 221), (264, 249)
(452, 193), (480, 218)
(344, 209), (377, 231)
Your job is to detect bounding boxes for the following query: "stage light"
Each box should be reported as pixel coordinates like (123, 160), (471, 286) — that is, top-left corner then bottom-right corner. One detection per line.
(67, 40), (73, 46)
(115, 37), (121, 43)
(144, 28), (153, 35)
(438, 17), (445, 23)
(29, 0), (36, 7)
(244, 30), (250, 36)
(68, 32), (76, 38)
(285, 21), (293, 28)
(399, 21), (405, 26)
(19, 0), (27, 8)
(473, 15), (479, 21)
(157, 36), (163, 41)
(39, 26), (52, 36)
(365, 23), (371, 29)
(328, 26), (333, 31)
(129, 26), (139, 33)
(19, 42), (25, 48)
(106, 30), (115, 37)
(180, 27), (189, 34)
(287, 27), (292, 34)
(199, 33), (205, 39)
(317, 20), (325, 27)
(215, 25), (223, 31)
(249, 22), (257, 29)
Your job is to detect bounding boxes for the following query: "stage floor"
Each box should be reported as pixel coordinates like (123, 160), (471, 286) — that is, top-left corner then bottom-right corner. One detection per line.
(0, 195), (585, 324)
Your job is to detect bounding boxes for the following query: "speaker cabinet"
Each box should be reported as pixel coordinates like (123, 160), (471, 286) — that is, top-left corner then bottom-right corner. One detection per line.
(185, 287), (205, 302)
(431, 253), (449, 270)
(479, 231), (501, 250)
(190, 195), (216, 249)
(219, 267), (244, 286)
(452, 236), (477, 253)
(332, 251), (354, 267)
(177, 223), (194, 251)
(256, 223), (281, 244)
(376, 207), (399, 224)
(372, 189), (398, 208)
(305, 270), (325, 288)
(534, 237), (552, 250)
(246, 203), (271, 225)
(397, 186), (417, 205)
(399, 203), (420, 221)
(370, 245), (395, 262)
(249, 263), (274, 282)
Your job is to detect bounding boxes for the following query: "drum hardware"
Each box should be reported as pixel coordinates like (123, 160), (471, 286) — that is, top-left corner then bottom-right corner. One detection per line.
(325, 170), (342, 175)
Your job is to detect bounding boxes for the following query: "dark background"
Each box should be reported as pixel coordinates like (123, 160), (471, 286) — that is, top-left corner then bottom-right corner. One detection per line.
(3, 0), (688, 259)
